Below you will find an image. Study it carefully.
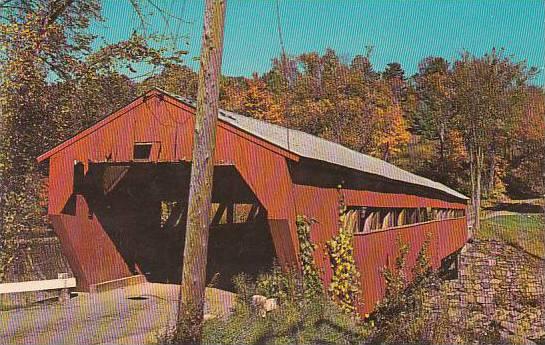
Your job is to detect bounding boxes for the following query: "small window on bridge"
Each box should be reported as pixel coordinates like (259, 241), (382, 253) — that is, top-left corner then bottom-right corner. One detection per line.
(133, 143), (152, 160)
(454, 209), (466, 218)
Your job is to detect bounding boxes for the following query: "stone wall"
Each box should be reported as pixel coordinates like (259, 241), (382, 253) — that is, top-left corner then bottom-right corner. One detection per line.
(6, 237), (72, 282)
(425, 239), (545, 342)
(0, 236), (73, 309)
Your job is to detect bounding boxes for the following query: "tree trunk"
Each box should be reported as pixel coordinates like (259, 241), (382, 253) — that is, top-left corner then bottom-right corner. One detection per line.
(486, 149), (496, 198)
(382, 142), (390, 162)
(176, 0), (226, 343)
(472, 145), (483, 231)
(468, 141), (482, 233)
(439, 122), (446, 179)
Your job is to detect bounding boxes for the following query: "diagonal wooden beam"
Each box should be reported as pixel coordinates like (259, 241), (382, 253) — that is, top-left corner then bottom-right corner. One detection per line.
(211, 203), (226, 225)
(102, 166), (130, 195)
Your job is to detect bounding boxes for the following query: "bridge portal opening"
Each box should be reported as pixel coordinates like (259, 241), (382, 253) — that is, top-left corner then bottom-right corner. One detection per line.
(73, 163), (276, 290)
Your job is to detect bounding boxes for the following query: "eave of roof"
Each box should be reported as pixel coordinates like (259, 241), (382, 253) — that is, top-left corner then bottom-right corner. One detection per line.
(36, 91), (157, 162)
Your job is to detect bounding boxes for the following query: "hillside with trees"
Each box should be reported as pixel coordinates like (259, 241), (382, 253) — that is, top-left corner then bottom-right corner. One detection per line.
(142, 48), (544, 203)
(2, 4), (544, 275)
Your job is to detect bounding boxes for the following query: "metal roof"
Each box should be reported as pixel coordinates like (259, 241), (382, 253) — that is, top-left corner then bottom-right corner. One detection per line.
(164, 90), (468, 201)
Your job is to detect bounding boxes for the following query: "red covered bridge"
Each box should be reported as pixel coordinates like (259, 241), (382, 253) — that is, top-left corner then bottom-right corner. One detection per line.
(37, 88), (468, 314)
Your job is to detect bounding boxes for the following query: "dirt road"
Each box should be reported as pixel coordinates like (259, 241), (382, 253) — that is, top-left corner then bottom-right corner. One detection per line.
(0, 283), (235, 345)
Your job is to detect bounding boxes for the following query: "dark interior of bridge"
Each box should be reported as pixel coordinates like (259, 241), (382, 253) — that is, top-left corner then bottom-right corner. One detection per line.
(69, 162), (276, 290)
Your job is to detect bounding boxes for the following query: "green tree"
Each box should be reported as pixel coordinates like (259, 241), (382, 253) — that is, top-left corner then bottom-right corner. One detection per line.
(139, 64), (199, 98)
(507, 87), (545, 196)
(382, 62), (407, 104)
(277, 49), (410, 160)
(408, 57), (471, 190)
(414, 57), (453, 176)
(0, 0), (103, 279)
(0, 0), (183, 279)
(220, 74), (283, 124)
(450, 49), (535, 229)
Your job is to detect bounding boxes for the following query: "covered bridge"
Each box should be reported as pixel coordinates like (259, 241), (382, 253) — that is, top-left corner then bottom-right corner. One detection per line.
(37, 88), (468, 314)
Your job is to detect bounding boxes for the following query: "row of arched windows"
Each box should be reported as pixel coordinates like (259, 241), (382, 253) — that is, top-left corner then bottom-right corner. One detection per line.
(344, 207), (466, 234)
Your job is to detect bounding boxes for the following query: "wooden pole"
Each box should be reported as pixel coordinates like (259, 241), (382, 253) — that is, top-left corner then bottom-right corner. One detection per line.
(176, 0), (226, 343)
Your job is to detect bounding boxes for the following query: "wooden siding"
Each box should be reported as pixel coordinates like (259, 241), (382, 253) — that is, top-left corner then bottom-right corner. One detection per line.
(43, 91), (300, 289)
(292, 174), (468, 314)
(353, 218), (467, 314)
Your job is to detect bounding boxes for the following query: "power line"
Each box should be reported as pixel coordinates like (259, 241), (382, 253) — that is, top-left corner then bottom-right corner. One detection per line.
(172, 0), (189, 49)
(274, 0), (292, 153)
(275, 0), (287, 61)
(145, 0), (173, 82)
(147, 0), (190, 86)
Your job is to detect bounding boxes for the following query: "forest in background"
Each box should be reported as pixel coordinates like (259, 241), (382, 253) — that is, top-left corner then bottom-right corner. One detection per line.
(1, 0), (544, 278)
(141, 50), (545, 201)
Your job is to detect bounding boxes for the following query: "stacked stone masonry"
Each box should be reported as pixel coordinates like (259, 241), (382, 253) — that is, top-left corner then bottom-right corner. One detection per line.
(425, 239), (545, 342)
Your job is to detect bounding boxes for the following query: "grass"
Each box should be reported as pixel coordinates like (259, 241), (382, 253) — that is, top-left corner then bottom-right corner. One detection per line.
(477, 214), (545, 259)
(202, 297), (372, 345)
(199, 270), (373, 345)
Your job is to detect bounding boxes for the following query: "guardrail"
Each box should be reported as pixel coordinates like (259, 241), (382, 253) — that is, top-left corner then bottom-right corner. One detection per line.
(0, 274), (76, 302)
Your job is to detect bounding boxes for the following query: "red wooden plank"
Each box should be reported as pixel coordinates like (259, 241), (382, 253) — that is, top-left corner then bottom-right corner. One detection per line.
(37, 91), (159, 162)
(353, 218), (467, 314)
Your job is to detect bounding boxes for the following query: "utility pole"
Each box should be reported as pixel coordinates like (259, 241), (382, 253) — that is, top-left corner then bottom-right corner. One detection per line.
(176, 0), (226, 343)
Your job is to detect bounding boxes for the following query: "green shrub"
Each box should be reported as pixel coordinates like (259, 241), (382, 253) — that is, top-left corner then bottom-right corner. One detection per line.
(296, 215), (323, 299)
(367, 235), (515, 345)
(0, 173), (47, 282)
(326, 187), (362, 315)
(203, 274), (372, 345)
(255, 264), (299, 304)
(370, 236), (442, 344)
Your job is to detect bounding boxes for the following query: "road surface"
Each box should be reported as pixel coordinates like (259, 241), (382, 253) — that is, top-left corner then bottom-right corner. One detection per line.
(0, 283), (235, 345)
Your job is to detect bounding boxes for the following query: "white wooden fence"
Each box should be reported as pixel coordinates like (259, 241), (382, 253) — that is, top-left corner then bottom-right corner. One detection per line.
(0, 274), (75, 296)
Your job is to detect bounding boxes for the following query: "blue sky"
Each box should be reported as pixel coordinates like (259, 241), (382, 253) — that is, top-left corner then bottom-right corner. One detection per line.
(94, 0), (545, 85)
